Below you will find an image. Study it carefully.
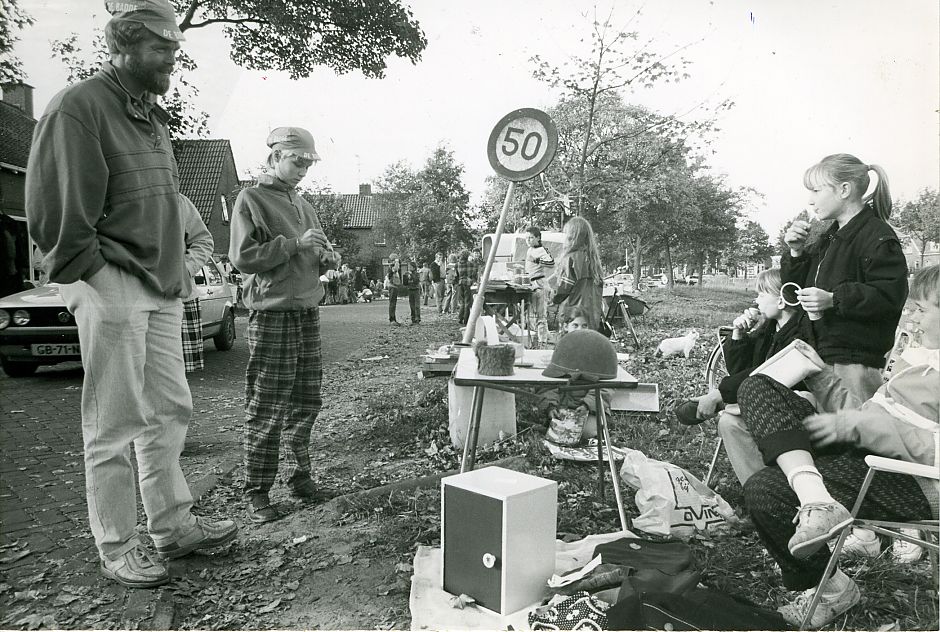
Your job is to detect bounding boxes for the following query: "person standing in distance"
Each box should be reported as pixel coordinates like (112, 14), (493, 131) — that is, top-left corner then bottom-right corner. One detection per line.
(430, 252), (445, 314)
(25, 0), (237, 588)
(524, 226), (555, 344)
(229, 127), (341, 523)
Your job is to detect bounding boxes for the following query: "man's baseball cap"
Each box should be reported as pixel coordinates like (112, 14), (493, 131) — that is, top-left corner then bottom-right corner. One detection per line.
(266, 127), (321, 162)
(105, 1), (185, 42)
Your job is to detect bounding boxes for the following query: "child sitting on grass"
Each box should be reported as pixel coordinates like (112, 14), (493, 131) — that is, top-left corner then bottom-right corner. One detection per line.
(538, 308), (612, 445)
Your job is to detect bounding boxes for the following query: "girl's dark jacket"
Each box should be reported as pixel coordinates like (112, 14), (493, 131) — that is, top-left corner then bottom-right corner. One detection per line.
(781, 206), (907, 369)
(718, 313), (813, 404)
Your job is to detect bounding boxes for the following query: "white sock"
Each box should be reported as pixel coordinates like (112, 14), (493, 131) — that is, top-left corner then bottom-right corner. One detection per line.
(821, 568), (851, 596)
(786, 466), (835, 506)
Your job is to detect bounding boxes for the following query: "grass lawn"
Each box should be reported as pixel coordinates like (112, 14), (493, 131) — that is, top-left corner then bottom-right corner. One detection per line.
(352, 285), (937, 631)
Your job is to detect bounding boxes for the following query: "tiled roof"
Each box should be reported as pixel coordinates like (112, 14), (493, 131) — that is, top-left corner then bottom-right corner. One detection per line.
(0, 101), (36, 170)
(172, 139), (235, 225)
(338, 193), (397, 229)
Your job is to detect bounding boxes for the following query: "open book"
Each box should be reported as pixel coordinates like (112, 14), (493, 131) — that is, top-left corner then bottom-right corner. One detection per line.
(749, 340), (826, 387)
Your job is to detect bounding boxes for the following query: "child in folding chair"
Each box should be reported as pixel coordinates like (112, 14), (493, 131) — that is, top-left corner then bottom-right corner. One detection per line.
(675, 268), (812, 485)
(735, 264), (938, 628)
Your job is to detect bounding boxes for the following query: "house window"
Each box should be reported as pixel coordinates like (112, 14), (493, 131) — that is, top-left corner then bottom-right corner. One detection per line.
(220, 195), (230, 223)
(373, 233), (386, 246)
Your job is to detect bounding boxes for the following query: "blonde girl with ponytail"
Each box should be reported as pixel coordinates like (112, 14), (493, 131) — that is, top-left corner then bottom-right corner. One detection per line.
(782, 152), (908, 405)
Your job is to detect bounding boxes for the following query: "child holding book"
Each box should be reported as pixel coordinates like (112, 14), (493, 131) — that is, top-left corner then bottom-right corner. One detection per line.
(676, 269), (812, 484)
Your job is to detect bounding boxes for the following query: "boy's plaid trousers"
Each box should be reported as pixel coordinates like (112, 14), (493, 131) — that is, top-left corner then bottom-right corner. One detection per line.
(243, 308), (323, 495)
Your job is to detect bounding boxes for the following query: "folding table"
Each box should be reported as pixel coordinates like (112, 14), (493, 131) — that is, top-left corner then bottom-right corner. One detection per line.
(451, 347), (657, 532)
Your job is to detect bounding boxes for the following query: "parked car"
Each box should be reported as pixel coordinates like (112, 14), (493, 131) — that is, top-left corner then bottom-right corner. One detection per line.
(0, 259), (237, 377)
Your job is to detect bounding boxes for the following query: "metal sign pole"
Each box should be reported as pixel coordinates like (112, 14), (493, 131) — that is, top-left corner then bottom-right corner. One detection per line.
(462, 182), (515, 344)
(465, 107), (557, 345)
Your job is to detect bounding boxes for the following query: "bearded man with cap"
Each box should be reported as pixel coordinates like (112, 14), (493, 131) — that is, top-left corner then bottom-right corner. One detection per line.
(25, 0), (237, 588)
(229, 126), (341, 523)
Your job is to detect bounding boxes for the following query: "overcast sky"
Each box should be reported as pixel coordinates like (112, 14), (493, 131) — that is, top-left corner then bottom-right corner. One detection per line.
(13, 0), (940, 237)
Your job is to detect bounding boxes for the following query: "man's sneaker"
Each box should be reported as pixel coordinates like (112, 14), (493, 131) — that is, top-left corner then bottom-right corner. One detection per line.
(839, 527), (881, 558)
(788, 501), (853, 559)
(100, 544), (169, 588)
(892, 528), (925, 563)
(155, 517), (238, 560)
(778, 573), (860, 628)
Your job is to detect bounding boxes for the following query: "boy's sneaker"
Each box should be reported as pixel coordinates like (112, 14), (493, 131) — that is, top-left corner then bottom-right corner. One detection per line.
(247, 493), (279, 524)
(788, 501), (853, 559)
(100, 544), (169, 588)
(155, 517), (238, 559)
(892, 529), (925, 563)
(289, 477), (331, 503)
(839, 527), (881, 558)
(674, 400), (704, 426)
(778, 572), (860, 628)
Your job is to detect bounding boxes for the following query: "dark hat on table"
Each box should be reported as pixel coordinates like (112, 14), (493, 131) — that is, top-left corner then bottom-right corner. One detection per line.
(105, 0), (185, 41)
(543, 328), (617, 381)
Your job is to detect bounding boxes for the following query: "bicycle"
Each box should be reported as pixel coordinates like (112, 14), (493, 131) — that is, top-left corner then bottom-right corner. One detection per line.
(703, 326), (733, 389)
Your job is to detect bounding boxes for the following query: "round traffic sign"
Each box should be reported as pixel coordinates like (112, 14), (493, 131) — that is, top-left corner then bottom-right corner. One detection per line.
(487, 108), (558, 182)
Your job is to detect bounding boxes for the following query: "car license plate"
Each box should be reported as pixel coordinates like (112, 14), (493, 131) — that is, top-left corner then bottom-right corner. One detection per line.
(31, 343), (81, 357)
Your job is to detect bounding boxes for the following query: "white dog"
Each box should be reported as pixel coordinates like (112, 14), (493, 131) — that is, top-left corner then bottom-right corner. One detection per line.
(655, 329), (700, 358)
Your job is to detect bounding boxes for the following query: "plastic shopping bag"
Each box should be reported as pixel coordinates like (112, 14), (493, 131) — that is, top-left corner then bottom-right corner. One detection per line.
(619, 448), (737, 538)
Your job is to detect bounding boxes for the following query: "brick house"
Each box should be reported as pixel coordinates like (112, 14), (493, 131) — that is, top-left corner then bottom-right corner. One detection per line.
(172, 139), (240, 257)
(336, 183), (394, 280)
(0, 83), (37, 294)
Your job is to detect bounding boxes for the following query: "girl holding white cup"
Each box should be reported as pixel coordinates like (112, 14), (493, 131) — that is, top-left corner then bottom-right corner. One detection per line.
(782, 153), (907, 411)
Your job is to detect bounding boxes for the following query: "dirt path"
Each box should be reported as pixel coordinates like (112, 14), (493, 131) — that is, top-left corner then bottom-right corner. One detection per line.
(174, 303), (466, 629)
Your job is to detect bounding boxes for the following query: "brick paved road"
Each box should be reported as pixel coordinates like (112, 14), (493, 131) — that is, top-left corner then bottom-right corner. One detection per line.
(0, 299), (408, 626)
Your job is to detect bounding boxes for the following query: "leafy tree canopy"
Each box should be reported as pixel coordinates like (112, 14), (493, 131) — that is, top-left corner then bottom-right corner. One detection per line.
(894, 187), (939, 267)
(172, 0), (427, 79)
(375, 146), (476, 262)
(0, 0), (33, 83)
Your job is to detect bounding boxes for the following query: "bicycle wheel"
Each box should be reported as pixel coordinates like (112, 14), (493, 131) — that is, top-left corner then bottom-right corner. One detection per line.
(704, 341), (728, 390)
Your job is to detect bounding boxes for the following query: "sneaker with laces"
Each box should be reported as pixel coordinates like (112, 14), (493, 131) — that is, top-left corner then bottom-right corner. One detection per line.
(100, 544), (169, 588)
(778, 574), (860, 628)
(788, 501), (853, 559)
(892, 529), (925, 563)
(839, 528), (881, 558)
(155, 516), (238, 560)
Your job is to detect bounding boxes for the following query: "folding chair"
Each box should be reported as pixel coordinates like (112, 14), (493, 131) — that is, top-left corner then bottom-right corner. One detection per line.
(801, 454), (940, 629)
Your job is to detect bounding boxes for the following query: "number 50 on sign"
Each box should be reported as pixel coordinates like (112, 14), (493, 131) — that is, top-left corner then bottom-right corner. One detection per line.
(486, 108), (558, 182)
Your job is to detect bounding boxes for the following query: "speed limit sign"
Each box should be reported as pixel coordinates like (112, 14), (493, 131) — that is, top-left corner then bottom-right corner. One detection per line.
(486, 108), (558, 182)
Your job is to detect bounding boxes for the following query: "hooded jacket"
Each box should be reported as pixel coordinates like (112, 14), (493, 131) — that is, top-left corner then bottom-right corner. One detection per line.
(229, 174), (334, 311)
(26, 63), (186, 297)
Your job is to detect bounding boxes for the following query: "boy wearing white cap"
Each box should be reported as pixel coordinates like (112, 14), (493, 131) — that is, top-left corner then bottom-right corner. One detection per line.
(229, 126), (340, 523)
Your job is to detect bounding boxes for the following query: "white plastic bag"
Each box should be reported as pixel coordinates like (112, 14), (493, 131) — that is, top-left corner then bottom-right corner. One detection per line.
(619, 448), (737, 538)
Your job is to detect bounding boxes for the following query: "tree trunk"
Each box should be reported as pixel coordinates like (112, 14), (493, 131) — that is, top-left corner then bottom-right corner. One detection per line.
(664, 240), (675, 289)
(632, 236), (643, 291)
